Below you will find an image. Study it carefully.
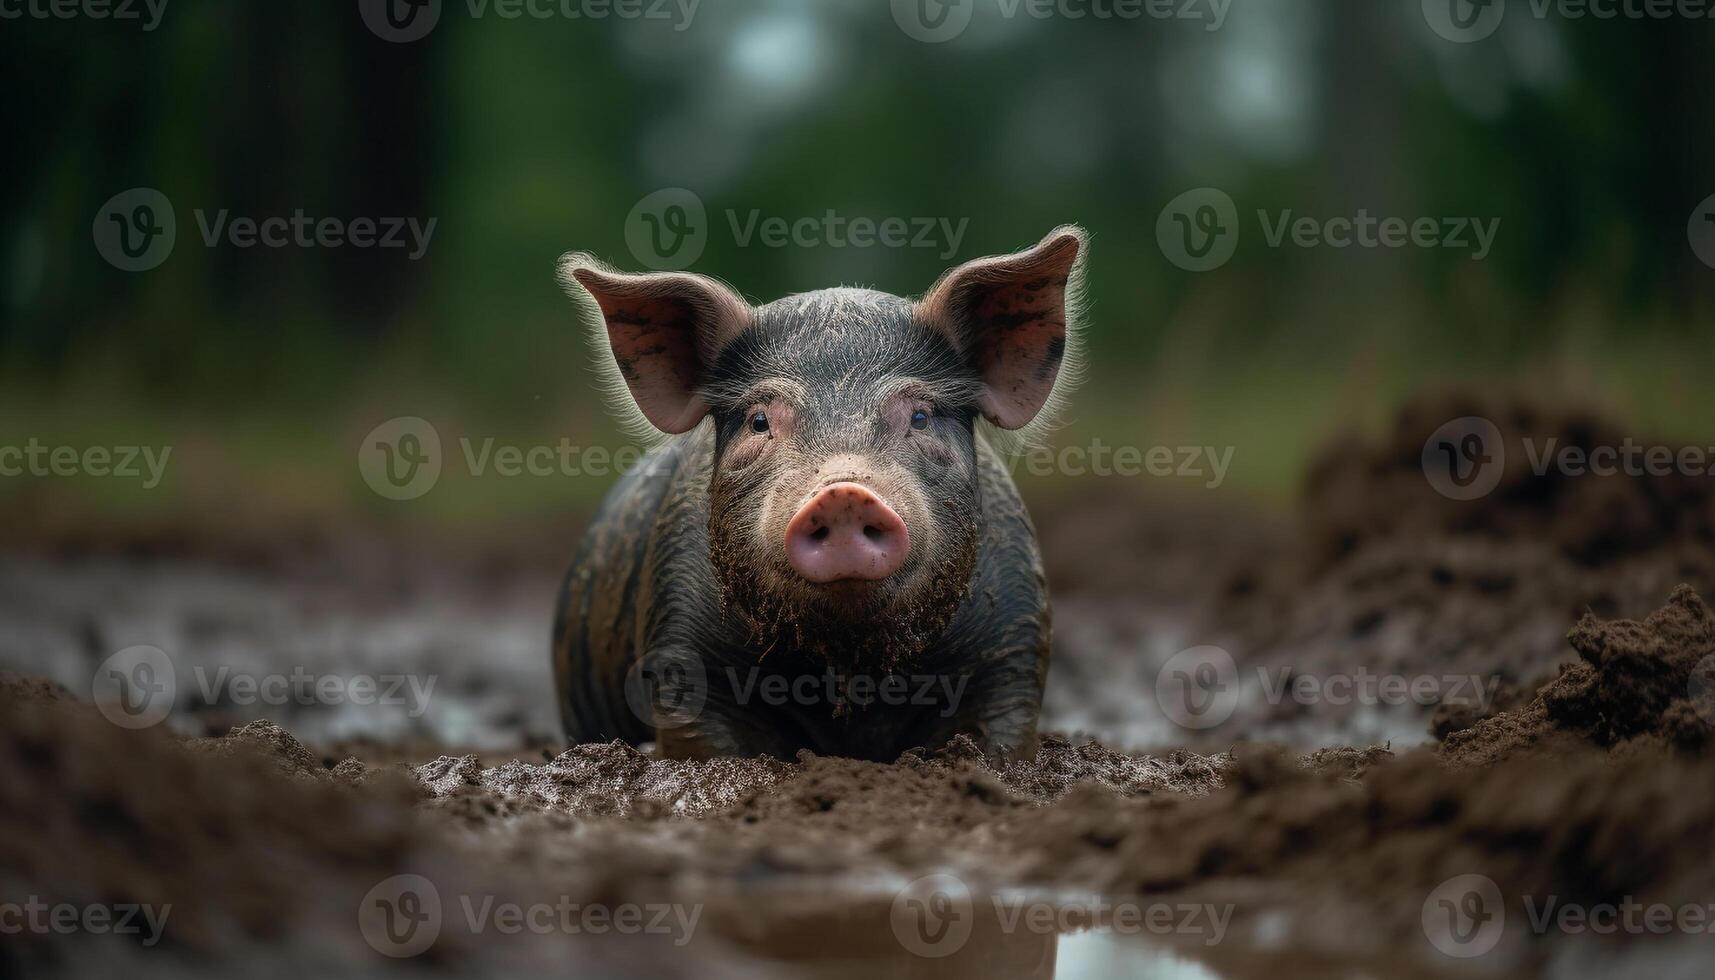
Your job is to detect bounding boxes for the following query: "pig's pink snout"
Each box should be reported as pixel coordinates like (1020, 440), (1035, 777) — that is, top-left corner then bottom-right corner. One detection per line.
(784, 482), (910, 583)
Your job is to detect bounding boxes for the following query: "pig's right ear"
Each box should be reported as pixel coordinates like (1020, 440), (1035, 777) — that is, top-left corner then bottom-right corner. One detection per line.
(557, 254), (752, 435)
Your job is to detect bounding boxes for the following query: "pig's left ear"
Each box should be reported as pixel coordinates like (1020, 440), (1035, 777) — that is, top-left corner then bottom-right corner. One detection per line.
(916, 225), (1086, 430)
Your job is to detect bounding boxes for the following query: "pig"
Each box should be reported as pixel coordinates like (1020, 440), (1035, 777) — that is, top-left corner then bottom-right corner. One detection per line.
(551, 226), (1087, 760)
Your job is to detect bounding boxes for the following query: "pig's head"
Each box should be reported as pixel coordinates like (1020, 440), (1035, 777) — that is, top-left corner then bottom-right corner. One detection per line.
(560, 226), (1085, 669)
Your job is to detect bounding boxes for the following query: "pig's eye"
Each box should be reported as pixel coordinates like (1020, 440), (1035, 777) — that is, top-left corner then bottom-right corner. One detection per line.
(750, 411), (771, 434)
(910, 409), (930, 431)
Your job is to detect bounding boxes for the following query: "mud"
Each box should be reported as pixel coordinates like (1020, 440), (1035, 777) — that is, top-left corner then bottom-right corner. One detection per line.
(1197, 390), (1715, 748)
(4, 391), (1715, 977)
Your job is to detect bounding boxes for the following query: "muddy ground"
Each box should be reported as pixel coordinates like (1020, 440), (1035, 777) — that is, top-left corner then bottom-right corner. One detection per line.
(4, 391), (1715, 978)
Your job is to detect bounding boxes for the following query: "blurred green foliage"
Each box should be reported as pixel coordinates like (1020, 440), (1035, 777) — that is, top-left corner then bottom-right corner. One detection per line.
(2, 0), (1712, 516)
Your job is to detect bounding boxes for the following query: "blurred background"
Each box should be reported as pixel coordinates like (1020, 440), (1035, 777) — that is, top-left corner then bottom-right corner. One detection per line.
(5, 0), (1713, 528)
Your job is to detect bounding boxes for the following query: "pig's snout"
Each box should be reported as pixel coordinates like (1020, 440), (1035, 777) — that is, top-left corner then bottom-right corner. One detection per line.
(784, 482), (909, 583)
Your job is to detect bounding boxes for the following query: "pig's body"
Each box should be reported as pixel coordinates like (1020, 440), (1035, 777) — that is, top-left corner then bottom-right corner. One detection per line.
(552, 424), (1050, 760)
(550, 228), (1085, 760)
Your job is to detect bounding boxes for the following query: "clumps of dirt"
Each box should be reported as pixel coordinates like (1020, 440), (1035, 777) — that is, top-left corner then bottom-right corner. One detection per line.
(0, 678), (429, 963)
(1299, 744), (1394, 780)
(413, 732), (1229, 829)
(186, 719), (344, 776)
(0, 672), (72, 704)
(1428, 678), (1532, 740)
(417, 741), (794, 822)
(986, 734), (1231, 800)
(1206, 391), (1715, 747)
(1442, 585), (1715, 765)
(1010, 742), (1715, 971)
(0, 677), (756, 979)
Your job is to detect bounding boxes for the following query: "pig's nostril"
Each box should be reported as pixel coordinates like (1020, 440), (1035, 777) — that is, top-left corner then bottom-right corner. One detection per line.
(809, 526), (830, 542)
(863, 525), (885, 541)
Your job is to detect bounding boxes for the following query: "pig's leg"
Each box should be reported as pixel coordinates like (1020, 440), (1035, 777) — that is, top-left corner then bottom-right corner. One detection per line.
(647, 655), (807, 760)
(654, 708), (802, 759)
(905, 646), (1043, 755)
(965, 648), (1045, 753)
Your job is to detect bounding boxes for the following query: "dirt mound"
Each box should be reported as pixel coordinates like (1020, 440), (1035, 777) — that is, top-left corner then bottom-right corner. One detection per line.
(987, 590), (1715, 970)
(1206, 392), (1715, 747)
(1304, 390), (1715, 568)
(0, 679), (738, 978)
(1008, 742), (1715, 974)
(0, 681), (422, 966)
(1442, 585), (1715, 765)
